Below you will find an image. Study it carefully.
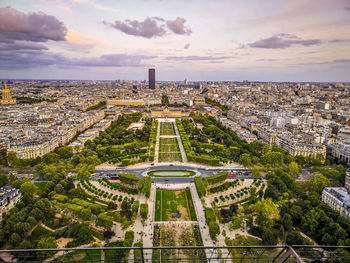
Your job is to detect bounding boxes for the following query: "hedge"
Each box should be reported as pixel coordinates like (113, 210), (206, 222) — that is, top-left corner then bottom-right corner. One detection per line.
(124, 231), (134, 247)
(194, 176), (206, 197)
(119, 173), (139, 185)
(204, 171), (228, 185)
(142, 176), (152, 198)
(204, 207), (216, 224)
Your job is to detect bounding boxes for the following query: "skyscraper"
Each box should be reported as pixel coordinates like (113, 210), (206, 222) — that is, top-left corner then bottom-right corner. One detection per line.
(148, 68), (155, 89)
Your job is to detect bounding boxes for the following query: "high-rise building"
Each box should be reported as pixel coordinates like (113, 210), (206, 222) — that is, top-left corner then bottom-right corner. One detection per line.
(1, 82), (16, 105)
(148, 68), (155, 89)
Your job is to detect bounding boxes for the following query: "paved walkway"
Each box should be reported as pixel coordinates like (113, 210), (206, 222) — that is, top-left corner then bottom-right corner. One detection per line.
(142, 184), (156, 262)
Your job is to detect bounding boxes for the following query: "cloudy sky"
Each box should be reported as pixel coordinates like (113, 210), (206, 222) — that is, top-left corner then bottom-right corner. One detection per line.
(1, 0), (350, 81)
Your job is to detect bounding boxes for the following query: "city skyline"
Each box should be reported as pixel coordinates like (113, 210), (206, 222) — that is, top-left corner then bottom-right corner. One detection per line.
(1, 0), (350, 81)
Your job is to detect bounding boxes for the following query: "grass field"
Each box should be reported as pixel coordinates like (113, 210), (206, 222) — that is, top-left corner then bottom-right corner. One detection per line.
(148, 169), (196, 177)
(155, 188), (197, 221)
(159, 137), (182, 162)
(160, 122), (176, 136)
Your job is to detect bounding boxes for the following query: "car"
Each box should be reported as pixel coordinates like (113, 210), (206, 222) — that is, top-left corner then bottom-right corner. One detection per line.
(170, 164), (174, 166)
(151, 163), (154, 166)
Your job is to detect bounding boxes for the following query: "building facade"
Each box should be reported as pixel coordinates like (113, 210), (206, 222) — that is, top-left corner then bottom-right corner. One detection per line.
(322, 187), (350, 219)
(0, 186), (22, 223)
(149, 68), (155, 89)
(1, 83), (16, 105)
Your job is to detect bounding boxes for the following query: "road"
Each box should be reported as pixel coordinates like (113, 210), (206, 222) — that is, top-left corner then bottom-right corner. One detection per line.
(95, 164), (250, 178)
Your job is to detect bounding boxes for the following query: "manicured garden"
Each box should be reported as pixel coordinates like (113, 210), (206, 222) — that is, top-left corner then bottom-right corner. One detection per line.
(160, 122), (176, 136)
(158, 137), (182, 162)
(155, 188), (197, 221)
(152, 224), (206, 262)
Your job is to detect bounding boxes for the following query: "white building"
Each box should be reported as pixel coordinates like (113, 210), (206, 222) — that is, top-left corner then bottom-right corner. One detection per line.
(322, 187), (350, 219)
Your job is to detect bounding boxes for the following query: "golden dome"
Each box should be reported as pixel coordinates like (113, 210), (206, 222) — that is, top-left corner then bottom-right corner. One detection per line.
(3, 83), (10, 93)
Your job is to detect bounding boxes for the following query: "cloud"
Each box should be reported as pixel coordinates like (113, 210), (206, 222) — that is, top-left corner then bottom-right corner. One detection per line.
(184, 43), (190, 49)
(103, 17), (166, 38)
(248, 34), (322, 49)
(104, 16), (192, 38)
(66, 30), (104, 46)
(0, 7), (67, 43)
(165, 55), (233, 61)
(256, 59), (277, 62)
(166, 18), (192, 35)
(345, 7), (350, 12)
(333, 59), (350, 63)
(69, 0), (118, 12)
(329, 39), (350, 43)
(0, 47), (156, 69)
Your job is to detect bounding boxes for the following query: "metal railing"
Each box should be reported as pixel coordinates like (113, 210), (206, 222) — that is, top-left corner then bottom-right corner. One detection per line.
(0, 245), (348, 262)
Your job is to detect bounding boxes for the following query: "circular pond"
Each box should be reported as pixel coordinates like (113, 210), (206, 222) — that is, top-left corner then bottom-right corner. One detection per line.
(148, 170), (195, 177)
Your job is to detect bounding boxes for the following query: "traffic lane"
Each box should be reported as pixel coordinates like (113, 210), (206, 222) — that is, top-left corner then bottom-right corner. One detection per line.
(152, 177), (195, 184)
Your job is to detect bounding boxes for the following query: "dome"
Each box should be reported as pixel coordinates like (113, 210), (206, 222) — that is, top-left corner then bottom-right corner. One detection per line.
(3, 83), (10, 93)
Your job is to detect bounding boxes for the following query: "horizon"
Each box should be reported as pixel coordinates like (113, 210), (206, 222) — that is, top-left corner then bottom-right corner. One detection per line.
(1, 0), (350, 81)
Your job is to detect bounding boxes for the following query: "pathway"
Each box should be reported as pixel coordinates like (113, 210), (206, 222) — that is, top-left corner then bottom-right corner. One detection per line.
(142, 184), (156, 262)
(189, 183), (222, 261)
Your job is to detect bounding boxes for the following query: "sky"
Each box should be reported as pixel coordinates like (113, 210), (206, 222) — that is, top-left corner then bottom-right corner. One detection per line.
(0, 0), (350, 82)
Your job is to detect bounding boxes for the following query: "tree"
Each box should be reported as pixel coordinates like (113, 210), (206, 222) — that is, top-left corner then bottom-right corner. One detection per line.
(282, 213), (293, 231)
(0, 174), (9, 187)
(140, 203), (148, 219)
(249, 198), (279, 229)
(42, 153), (60, 165)
(132, 200), (139, 213)
(308, 174), (331, 194)
(251, 168), (262, 177)
(12, 177), (30, 189)
(209, 221), (220, 239)
(0, 148), (7, 165)
(20, 181), (38, 202)
(288, 162), (301, 178)
(37, 236), (57, 259)
(58, 146), (73, 159)
(302, 209), (321, 236)
(239, 153), (252, 166)
(9, 233), (21, 247)
(13, 222), (31, 237)
(286, 231), (304, 245)
(261, 228), (278, 245)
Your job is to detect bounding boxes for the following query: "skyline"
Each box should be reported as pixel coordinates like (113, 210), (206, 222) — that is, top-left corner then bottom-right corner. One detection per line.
(1, 0), (350, 82)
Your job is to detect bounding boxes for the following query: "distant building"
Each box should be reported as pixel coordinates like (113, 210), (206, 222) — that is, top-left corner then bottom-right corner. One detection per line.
(107, 99), (146, 106)
(1, 83), (16, 105)
(328, 141), (350, 166)
(149, 68), (155, 89)
(235, 129), (257, 143)
(322, 187), (350, 219)
(0, 186), (22, 223)
(345, 169), (350, 193)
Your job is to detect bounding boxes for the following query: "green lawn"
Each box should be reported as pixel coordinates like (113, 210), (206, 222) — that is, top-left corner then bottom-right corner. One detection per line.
(159, 153), (182, 162)
(148, 170), (195, 177)
(159, 137), (182, 162)
(160, 122), (176, 136)
(155, 188), (197, 221)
